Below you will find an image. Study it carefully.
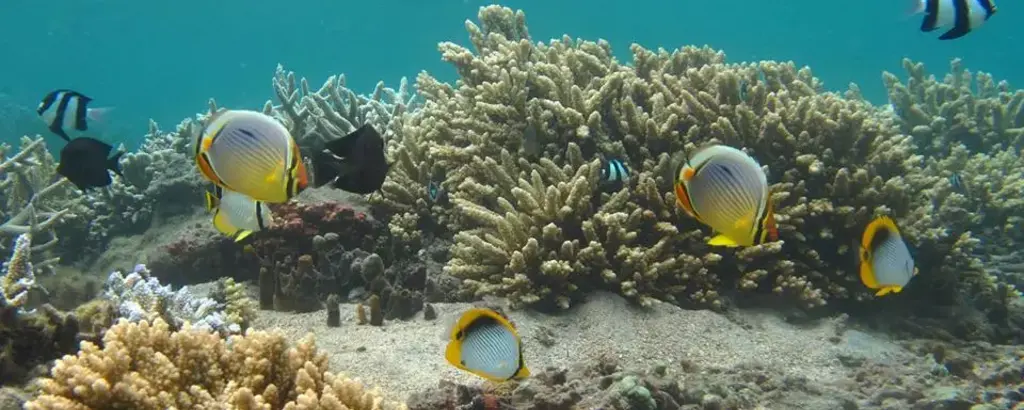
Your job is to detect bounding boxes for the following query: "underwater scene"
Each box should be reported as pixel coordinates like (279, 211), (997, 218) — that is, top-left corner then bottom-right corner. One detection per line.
(1, 1), (1023, 409)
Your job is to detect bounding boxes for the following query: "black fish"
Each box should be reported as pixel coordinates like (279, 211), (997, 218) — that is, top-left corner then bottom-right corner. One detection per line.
(917, 0), (997, 40)
(313, 124), (390, 194)
(37, 89), (109, 141)
(57, 137), (124, 191)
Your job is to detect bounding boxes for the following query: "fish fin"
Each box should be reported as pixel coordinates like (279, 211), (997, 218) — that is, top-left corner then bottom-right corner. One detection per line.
(708, 234), (741, 247)
(86, 107), (114, 124)
(49, 123), (72, 142)
(920, 0), (940, 31)
(107, 151), (125, 177)
(212, 210), (235, 236)
(324, 124), (375, 157)
(312, 150), (341, 187)
(204, 192), (219, 211)
(514, 365), (531, 379)
(905, 0), (926, 16)
(874, 287), (895, 297)
(233, 230), (254, 242)
(938, 25), (971, 40)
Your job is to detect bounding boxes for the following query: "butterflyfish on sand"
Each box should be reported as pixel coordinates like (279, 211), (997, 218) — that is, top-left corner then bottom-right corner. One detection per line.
(858, 216), (917, 297)
(673, 144), (778, 247)
(444, 308), (530, 382)
(194, 110), (308, 203)
(204, 186), (272, 242)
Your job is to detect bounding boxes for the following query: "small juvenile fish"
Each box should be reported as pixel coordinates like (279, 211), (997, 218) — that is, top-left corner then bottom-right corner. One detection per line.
(600, 157), (630, 186)
(427, 180), (444, 202)
(57, 137), (124, 191)
(444, 307), (530, 382)
(673, 145), (778, 247)
(910, 0), (996, 40)
(204, 186), (271, 242)
(949, 172), (972, 197)
(313, 124), (390, 194)
(858, 216), (917, 296)
(194, 109), (308, 203)
(37, 89), (113, 142)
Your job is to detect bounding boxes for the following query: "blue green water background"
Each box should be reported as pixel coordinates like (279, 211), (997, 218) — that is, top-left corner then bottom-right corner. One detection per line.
(0, 0), (1018, 150)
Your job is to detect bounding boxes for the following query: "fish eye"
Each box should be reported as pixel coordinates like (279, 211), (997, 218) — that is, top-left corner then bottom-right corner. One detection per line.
(455, 330), (464, 340)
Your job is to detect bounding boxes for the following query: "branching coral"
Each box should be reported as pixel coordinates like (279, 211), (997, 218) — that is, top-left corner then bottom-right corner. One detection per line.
(376, 5), (995, 315)
(103, 264), (251, 335)
(883, 57), (1024, 156)
(26, 318), (407, 410)
(0, 136), (82, 268)
(268, 65), (417, 156)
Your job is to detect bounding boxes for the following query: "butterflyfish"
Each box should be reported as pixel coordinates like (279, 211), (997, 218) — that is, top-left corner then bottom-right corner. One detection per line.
(37, 89), (113, 142)
(194, 109), (308, 203)
(57, 137), (124, 191)
(312, 124), (390, 194)
(673, 144), (778, 247)
(204, 186), (271, 242)
(910, 0), (996, 40)
(858, 216), (917, 297)
(444, 307), (530, 382)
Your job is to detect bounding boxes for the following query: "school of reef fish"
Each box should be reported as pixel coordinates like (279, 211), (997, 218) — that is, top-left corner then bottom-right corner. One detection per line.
(0, 4), (1022, 409)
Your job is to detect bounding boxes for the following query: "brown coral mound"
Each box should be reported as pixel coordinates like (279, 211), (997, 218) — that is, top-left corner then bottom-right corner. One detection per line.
(26, 319), (406, 410)
(373, 5), (998, 316)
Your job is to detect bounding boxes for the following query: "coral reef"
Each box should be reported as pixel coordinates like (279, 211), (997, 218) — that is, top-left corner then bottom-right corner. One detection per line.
(103, 264), (255, 335)
(0, 236), (83, 385)
(268, 65), (417, 156)
(26, 318), (407, 409)
(370, 5), (1004, 324)
(0, 136), (81, 269)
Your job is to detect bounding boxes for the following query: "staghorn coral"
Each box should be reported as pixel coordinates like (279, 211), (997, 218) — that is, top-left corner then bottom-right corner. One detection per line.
(26, 318), (407, 410)
(0, 136), (81, 269)
(883, 57), (1024, 156)
(268, 65), (417, 156)
(374, 5), (999, 319)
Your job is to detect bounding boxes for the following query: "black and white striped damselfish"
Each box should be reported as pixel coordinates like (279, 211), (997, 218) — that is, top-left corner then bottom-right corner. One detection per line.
(599, 157), (630, 191)
(444, 308), (530, 382)
(37, 89), (113, 141)
(910, 0), (997, 40)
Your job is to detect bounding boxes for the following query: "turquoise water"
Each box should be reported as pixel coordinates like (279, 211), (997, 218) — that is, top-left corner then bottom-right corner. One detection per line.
(1, 0), (1018, 149)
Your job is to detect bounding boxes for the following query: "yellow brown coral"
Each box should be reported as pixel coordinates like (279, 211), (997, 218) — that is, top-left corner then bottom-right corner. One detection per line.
(26, 319), (406, 410)
(375, 5), (942, 311)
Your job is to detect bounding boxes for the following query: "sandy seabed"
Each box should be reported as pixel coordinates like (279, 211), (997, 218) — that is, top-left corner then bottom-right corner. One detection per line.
(253, 290), (912, 403)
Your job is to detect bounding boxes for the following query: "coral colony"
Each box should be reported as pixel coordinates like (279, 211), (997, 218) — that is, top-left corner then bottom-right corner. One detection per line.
(0, 5), (1020, 409)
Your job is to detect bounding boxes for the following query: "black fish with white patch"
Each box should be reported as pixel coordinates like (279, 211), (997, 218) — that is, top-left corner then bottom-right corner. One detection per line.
(37, 89), (112, 141)
(312, 124), (390, 194)
(57, 137), (124, 191)
(910, 0), (996, 40)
